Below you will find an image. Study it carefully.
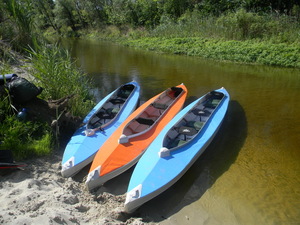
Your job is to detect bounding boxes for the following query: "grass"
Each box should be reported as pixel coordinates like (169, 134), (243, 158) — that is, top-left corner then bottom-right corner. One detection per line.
(0, 116), (53, 160)
(27, 44), (94, 117)
(0, 94), (53, 160)
(120, 37), (300, 68)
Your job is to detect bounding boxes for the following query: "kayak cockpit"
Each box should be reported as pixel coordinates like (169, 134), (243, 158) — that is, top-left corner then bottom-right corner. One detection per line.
(119, 86), (184, 144)
(86, 84), (136, 132)
(159, 90), (225, 157)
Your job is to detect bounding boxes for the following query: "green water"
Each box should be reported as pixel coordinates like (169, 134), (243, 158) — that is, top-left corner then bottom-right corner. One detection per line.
(62, 38), (300, 225)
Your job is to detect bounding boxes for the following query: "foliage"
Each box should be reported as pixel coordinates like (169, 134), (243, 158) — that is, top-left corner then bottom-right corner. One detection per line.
(216, 9), (300, 41)
(2, 0), (299, 43)
(150, 8), (300, 44)
(0, 0), (39, 51)
(0, 42), (18, 66)
(27, 44), (94, 117)
(0, 115), (53, 160)
(0, 94), (52, 160)
(32, 0), (60, 33)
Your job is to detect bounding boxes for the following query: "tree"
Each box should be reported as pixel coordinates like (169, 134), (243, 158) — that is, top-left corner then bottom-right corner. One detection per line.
(1, 0), (37, 50)
(33, 0), (60, 33)
(54, 0), (78, 33)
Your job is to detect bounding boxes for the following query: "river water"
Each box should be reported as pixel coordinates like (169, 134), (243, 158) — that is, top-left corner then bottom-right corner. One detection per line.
(61, 39), (300, 225)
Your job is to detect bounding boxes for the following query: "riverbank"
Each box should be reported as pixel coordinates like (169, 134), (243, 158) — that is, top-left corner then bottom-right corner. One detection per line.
(119, 37), (300, 68)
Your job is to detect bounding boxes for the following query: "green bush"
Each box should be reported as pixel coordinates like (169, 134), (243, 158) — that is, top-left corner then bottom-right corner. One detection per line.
(150, 8), (300, 44)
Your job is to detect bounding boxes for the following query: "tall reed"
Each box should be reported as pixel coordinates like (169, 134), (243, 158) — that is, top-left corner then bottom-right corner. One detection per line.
(2, 0), (38, 51)
(27, 44), (94, 117)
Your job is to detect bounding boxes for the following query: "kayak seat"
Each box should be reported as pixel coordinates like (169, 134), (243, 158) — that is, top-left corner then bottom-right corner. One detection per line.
(96, 111), (113, 120)
(179, 126), (198, 136)
(168, 139), (187, 149)
(106, 107), (120, 115)
(125, 119), (151, 135)
(167, 129), (178, 140)
(156, 94), (173, 106)
(204, 98), (221, 109)
(136, 117), (154, 126)
(125, 120), (140, 135)
(88, 116), (102, 129)
(110, 98), (125, 105)
(102, 101), (114, 109)
(152, 102), (168, 110)
(139, 112), (156, 121)
(186, 121), (204, 131)
(184, 113), (198, 122)
(212, 99), (221, 105)
(93, 108), (118, 126)
(143, 105), (161, 118)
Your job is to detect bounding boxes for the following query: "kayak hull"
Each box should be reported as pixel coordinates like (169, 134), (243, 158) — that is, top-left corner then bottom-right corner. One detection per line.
(61, 81), (140, 177)
(124, 88), (230, 213)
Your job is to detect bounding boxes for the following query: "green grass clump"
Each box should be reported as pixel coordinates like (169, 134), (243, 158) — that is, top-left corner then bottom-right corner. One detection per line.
(27, 44), (94, 117)
(0, 109), (53, 160)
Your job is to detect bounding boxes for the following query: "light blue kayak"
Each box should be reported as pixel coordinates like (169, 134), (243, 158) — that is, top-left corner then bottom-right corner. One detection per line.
(124, 87), (230, 213)
(61, 81), (140, 177)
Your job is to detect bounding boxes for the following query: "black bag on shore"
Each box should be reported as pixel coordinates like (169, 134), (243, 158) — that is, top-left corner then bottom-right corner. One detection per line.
(7, 77), (43, 103)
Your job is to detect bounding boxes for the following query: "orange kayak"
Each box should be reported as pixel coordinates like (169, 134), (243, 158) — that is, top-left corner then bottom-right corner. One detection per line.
(86, 84), (188, 190)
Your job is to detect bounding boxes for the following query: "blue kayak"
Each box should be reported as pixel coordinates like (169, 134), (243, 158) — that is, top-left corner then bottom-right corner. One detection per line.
(124, 87), (230, 213)
(61, 81), (140, 177)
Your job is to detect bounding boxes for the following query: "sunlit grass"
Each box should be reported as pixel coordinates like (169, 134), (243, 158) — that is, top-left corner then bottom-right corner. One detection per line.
(121, 37), (300, 68)
(0, 113), (53, 160)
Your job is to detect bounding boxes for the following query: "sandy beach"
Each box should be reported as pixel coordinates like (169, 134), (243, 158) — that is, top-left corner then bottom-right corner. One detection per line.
(0, 65), (160, 225)
(0, 151), (155, 225)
